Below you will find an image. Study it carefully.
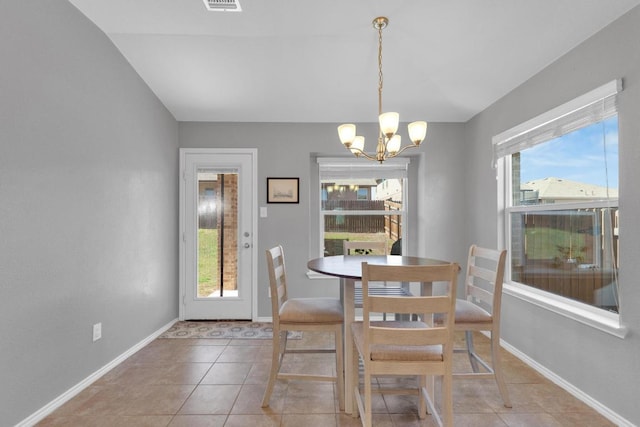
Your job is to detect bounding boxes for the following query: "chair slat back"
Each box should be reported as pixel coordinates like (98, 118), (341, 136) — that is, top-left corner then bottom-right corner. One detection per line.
(468, 264), (496, 283)
(369, 295), (450, 315)
(468, 284), (493, 306)
(361, 262), (459, 349)
(464, 245), (507, 315)
(371, 324), (450, 346)
(266, 245), (288, 326)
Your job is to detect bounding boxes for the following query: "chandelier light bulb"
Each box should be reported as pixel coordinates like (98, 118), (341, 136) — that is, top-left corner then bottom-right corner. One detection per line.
(408, 121), (428, 145)
(379, 112), (399, 138)
(338, 124), (356, 147)
(387, 135), (402, 154)
(351, 136), (365, 155)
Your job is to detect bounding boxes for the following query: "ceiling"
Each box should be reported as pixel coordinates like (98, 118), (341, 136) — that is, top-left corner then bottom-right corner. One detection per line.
(68, 0), (639, 123)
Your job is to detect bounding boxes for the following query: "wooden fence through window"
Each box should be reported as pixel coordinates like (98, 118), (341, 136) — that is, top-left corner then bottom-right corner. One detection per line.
(323, 200), (401, 239)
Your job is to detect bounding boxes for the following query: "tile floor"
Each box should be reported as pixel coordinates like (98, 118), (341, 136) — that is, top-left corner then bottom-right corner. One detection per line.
(38, 330), (614, 426)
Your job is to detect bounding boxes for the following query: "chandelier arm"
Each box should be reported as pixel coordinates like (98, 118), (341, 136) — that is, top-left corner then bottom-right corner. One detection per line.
(343, 147), (381, 162)
(388, 143), (420, 158)
(346, 142), (418, 162)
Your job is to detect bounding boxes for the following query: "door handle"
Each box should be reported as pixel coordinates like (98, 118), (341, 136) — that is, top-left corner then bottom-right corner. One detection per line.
(244, 243), (251, 248)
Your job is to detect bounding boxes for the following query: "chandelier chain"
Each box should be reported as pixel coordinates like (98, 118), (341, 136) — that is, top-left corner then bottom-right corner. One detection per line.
(378, 24), (384, 116)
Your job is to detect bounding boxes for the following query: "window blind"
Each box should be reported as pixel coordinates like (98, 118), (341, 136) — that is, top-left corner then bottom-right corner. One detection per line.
(492, 79), (621, 164)
(317, 157), (409, 180)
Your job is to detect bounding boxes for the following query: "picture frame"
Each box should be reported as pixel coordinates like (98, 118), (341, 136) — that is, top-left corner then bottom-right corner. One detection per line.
(267, 177), (299, 204)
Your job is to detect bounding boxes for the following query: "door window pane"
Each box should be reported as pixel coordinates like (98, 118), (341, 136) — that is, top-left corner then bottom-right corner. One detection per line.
(197, 171), (238, 298)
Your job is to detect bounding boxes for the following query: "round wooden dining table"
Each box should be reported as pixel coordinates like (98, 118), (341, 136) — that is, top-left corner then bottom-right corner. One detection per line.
(308, 255), (451, 280)
(307, 254), (454, 414)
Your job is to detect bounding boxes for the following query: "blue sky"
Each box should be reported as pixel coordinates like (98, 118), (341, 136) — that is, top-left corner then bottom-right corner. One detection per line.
(519, 117), (619, 189)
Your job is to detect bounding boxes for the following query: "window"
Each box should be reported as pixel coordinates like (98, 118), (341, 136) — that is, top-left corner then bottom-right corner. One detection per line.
(317, 158), (408, 257)
(494, 80), (624, 336)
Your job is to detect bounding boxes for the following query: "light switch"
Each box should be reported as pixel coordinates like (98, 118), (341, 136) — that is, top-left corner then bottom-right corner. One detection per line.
(260, 207), (268, 218)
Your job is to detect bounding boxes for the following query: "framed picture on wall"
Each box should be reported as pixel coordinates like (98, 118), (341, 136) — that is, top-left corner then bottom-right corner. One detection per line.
(267, 177), (299, 204)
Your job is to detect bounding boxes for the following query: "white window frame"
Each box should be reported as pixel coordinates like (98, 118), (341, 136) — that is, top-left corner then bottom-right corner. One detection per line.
(308, 157), (409, 277)
(494, 80), (627, 338)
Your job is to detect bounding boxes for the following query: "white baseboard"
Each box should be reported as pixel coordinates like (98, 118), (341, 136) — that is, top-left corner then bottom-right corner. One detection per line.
(499, 337), (635, 427)
(16, 318), (178, 427)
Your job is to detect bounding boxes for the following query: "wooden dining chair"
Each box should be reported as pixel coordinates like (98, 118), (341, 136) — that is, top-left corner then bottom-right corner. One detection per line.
(351, 262), (459, 427)
(261, 245), (345, 410)
(451, 245), (511, 408)
(344, 240), (412, 320)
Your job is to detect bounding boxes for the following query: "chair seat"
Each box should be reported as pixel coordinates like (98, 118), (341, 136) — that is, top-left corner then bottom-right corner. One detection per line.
(279, 297), (344, 323)
(433, 299), (492, 325)
(351, 321), (444, 362)
(453, 299), (492, 324)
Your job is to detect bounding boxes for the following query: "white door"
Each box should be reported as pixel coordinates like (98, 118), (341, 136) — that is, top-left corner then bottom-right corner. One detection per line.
(179, 148), (257, 320)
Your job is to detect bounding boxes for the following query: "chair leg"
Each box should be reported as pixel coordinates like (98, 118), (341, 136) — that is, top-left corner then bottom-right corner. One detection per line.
(418, 375), (427, 419)
(280, 330), (288, 358)
(465, 331), (481, 372)
(490, 333), (512, 408)
(261, 329), (284, 407)
(442, 371), (453, 427)
(351, 339), (360, 419)
(335, 325), (345, 411)
(363, 366), (372, 427)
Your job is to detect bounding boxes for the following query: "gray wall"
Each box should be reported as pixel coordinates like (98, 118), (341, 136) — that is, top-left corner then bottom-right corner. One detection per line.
(178, 122), (467, 318)
(465, 6), (640, 424)
(0, 2), (179, 425)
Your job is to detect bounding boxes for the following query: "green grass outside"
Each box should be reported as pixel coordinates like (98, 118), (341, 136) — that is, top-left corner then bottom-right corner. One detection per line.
(525, 227), (588, 262)
(198, 228), (219, 297)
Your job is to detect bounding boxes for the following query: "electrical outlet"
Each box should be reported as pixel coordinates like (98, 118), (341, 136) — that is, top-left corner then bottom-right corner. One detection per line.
(93, 323), (102, 342)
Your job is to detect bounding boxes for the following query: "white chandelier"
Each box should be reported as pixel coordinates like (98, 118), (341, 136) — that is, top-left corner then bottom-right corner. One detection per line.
(338, 17), (427, 163)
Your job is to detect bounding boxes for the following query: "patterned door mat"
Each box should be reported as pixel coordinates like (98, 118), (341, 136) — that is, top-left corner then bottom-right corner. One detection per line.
(159, 321), (302, 339)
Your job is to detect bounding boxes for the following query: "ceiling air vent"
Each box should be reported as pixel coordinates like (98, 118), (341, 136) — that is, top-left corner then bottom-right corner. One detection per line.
(203, 0), (241, 12)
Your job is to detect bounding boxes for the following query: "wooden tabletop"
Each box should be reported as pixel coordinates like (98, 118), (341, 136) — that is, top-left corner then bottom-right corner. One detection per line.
(307, 255), (452, 280)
